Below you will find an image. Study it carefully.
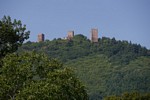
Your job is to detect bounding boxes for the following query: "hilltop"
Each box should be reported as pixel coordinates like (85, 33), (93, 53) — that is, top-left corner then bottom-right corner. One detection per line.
(18, 34), (150, 99)
(19, 34), (149, 64)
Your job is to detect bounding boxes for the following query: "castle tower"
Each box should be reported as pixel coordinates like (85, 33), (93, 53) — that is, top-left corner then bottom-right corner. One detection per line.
(38, 33), (45, 42)
(67, 31), (74, 40)
(91, 28), (98, 43)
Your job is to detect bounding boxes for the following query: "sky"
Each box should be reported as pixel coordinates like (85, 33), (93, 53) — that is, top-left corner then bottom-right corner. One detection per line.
(0, 0), (150, 49)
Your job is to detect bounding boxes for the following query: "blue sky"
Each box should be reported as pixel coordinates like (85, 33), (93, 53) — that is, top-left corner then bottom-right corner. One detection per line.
(0, 0), (150, 49)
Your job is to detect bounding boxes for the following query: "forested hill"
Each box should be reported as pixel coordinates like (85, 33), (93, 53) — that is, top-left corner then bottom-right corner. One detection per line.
(18, 34), (150, 65)
(18, 35), (150, 99)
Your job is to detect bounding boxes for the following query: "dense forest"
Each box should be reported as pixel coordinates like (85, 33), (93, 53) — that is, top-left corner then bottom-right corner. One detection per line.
(18, 34), (150, 99)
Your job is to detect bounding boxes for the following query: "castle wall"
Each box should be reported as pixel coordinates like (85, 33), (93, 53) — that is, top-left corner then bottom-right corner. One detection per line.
(91, 29), (98, 43)
(38, 33), (45, 42)
(67, 31), (74, 40)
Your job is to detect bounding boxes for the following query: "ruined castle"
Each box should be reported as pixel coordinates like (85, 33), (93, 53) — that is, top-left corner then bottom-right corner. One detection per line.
(38, 28), (98, 43)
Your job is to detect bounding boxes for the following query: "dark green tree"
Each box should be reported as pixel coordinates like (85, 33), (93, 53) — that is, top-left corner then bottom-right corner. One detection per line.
(0, 16), (30, 58)
(0, 52), (88, 100)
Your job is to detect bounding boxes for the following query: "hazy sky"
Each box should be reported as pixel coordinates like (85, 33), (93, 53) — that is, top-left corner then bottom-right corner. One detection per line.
(0, 0), (150, 48)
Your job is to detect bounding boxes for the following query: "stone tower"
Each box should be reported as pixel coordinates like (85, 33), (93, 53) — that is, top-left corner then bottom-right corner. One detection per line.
(91, 28), (98, 43)
(38, 33), (45, 42)
(67, 31), (74, 40)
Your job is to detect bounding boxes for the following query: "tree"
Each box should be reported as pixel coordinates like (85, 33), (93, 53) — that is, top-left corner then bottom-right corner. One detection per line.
(0, 16), (30, 58)
(0, 52), (88, 100)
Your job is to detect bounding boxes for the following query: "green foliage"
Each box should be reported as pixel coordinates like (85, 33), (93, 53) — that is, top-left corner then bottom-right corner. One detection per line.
(66, 54), (111, 99)
(104, 92), (150, 100)
(19, 35), (92, 62)
(0, 52), (88, 100)
(98, 37), (149, 65)
(0, 15), (30, 58)
(66, 55), (150, 100)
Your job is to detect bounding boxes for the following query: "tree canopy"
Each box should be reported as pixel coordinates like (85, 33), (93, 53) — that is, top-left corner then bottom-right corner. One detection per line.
(0, 16), (30, 58)
(0, 52), (88, 100)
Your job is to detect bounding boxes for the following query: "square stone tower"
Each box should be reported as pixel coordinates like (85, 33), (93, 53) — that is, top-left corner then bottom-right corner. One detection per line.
(91, 29), (98, 43)
(38, 33), (45, 42)
(67, 31), (74, 40)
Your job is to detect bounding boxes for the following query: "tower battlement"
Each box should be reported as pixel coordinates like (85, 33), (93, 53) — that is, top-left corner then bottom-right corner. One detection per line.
(38, 33), (45, 42)
(91, 28), (98, 43)
(67, 31), (74, 40)
(37, 28), (99, 42)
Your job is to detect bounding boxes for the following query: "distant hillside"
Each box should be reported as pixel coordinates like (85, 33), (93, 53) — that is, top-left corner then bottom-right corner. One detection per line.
(18, 35), (150, 99)
(66, 55), (150, 99)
